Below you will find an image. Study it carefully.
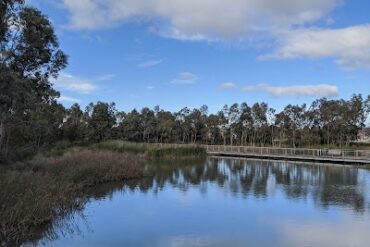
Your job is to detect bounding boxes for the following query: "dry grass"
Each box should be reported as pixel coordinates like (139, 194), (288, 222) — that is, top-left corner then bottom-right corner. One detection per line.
(0, 149), (146, 246)
(94, 141), (207, 159)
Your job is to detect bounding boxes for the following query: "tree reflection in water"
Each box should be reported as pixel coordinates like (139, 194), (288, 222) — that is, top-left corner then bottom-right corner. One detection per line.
(26, 158), (369, 246)
(132, 158), (368, 212)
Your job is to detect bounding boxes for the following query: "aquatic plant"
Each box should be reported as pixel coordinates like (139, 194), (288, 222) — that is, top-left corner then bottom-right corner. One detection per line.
(0, 149), (146, 246)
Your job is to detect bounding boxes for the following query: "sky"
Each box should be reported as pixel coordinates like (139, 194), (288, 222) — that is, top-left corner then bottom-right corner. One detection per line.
(28, 0), (370, 118)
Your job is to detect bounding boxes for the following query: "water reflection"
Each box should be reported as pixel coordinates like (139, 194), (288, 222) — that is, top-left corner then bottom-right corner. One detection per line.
(33, 158), (370, 247)
(132, 158), (369, 213)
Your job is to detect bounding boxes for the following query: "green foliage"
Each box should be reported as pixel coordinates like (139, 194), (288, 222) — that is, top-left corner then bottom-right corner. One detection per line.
(85, 102), (117, 142)
(0, 1), (67, 161)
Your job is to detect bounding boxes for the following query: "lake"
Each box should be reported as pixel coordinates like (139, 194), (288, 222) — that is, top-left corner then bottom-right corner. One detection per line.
(37, 157), (370, 247)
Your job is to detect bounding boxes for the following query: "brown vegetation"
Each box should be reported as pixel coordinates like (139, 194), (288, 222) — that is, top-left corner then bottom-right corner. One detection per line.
(0, 149), (146, 246)
(94, 141), (207, 159)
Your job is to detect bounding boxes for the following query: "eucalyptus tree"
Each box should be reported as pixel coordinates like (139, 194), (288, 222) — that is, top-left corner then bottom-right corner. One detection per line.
(119, 109), (142, 142)
(282, 104), (307, 148)
(176, 107), (192, 143)
(184, 105), (209, 144)
(199, 105), (209, 143)
(0, 0), (67, 159)
(140, 107), (156, 143)
(238, 102), (253, 146)
(206, 114), (223, 145)
(222, 103), (240, 145)
(85, 102), (117, 142)
(62, 103), (86, 143)
(156, 110), (176, 143)
(267, 107), (276, 146)
(251, 103), (269, 146)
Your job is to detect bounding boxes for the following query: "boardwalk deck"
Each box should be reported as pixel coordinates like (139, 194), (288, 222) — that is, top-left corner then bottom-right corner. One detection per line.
(204, 145), (370, 165)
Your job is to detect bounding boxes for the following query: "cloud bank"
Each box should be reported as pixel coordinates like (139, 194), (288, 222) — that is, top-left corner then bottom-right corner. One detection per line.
(62, 0), (340, 38)
(260, 25), (370, 69)
(243, 83), (339, 97)
(59, 0), (370, 69)
(52, 74), (97, 94)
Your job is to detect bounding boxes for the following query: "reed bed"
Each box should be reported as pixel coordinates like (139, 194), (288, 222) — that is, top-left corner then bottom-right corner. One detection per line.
(0, 149), (146, 246)
(94, 141), (207, 159)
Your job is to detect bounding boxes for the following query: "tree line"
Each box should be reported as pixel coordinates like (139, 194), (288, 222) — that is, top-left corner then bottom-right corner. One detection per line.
(62, 97), (370, 149)
(1, 1), (370, 162)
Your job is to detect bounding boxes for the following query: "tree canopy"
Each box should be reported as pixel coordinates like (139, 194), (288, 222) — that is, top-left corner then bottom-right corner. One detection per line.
(0, 0), (67, 161)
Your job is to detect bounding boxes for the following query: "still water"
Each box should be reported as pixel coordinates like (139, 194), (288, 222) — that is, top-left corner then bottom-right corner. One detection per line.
(40, 158), (370, 247)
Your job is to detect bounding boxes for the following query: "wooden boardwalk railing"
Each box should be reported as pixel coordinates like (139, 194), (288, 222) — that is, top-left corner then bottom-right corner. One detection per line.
(148, 142), (370, 164)
(204, 145), (370, 164)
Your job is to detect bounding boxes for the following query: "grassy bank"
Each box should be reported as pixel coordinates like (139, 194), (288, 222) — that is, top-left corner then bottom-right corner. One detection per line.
(93, 141), (207, 159)
(0, 148), (146, 246)
(0, 141), (206, 245)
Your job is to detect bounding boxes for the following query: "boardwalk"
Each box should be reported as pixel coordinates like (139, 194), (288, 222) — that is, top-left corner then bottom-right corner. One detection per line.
(205, 145), (370, 165)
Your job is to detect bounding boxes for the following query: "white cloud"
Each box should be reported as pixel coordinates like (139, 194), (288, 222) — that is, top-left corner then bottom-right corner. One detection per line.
(260, 25), (370, 69)
(138, 59), (163, 68)
(179, 72), (197, 80)
(62, 0), (340, 39)
(147, 86), (155, 90)
(171, 72), (198, 84)
(53, 74), (97, 94)
(60, 1), (370, 70)
(325, 17), (335, 26)
(219, 82), (237, 90)
(243, 83), (338, 97)
(149, 26), (218, 42)
(58, 96), (81, 103)
(96, 74), (116, 81)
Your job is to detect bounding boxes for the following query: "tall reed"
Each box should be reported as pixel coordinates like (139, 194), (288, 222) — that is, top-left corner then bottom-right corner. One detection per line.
(94, 141), (207, 159)
(0, 149), (146, 246)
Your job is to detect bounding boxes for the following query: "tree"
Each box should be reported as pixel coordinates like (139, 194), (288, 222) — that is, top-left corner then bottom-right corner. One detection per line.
(175, 107), (192, 143)
(0, 1), (67, 160)
(206, 113), (224, 145)
(62, 103), (86, 143)
(140, 107), (156, 143)
(227, 103), (240, 146)
(251, 103), (268, 146)
(282, 104), (306, 148)
(85, 102), (116, 143)
(119, 109), (142, 142)
(157, 110), (176, 143)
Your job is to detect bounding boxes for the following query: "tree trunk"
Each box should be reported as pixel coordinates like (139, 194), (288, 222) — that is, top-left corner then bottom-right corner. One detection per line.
(230, 128), (233, 146)
(0, 121), (6, 155)
(241, 131), (244, 146)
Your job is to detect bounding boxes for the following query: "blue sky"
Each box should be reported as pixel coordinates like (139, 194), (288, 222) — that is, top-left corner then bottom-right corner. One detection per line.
(28, 0), (370, 116)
